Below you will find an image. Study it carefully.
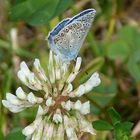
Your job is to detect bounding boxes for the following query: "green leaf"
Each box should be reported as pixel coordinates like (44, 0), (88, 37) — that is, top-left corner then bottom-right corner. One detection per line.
(114, 122), (134, 140)
(90, 103), (101, 115)
(0, 39), (10, 49)
(19, 107), (37, 122)
(10, 0), (72, 26)
(87, 32), (101, 56)
(87, 77), (117, 110)
(97, 0), (113, 19)
(28, 0), (72, 26)
(108, 107), (121, 125)
(2, 69), (12, 94)
(107, 40), (130, 62)
(10, 1), (36, 21)
(92, 120), (113, 131)
(26, 0), (59, 25)
(121, 122), (134, 135)
(0, 130), (4, 140)
(118, 26), (140, 53)
(87, 77), (117, 115)
(4, 128), (25, 140)
(114, 25), (140, 82)
(13, 48), (36, 58)
(10, 0), (55, 21)
(13, 0), (26, 5)
(118, 26), (139, 50)
(127, 58), (140, 82)
(51, 0), (72, 18)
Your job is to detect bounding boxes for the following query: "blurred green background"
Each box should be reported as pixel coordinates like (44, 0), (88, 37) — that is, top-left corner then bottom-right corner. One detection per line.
(0, 0), (140, 140)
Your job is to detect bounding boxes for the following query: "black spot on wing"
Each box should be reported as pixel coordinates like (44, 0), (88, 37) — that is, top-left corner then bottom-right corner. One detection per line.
(48, 9), (96, 44)
(48, 18), (70, 44)
(50, 19), (70, 36)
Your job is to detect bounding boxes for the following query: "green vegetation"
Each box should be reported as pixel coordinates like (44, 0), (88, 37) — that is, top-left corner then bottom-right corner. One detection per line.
(0, 0), (140, 139)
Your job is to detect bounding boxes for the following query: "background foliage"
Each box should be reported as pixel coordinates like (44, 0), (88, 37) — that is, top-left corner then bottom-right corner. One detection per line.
(0, 0), (140, 139)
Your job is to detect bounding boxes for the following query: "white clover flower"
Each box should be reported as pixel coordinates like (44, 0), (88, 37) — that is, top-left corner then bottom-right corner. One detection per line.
(2, 51), (101, 140)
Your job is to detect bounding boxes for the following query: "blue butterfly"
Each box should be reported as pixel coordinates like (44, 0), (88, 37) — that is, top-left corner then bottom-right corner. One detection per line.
(47, 9), (96, 62)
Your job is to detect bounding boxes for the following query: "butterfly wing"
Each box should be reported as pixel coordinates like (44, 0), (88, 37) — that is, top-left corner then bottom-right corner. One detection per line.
(48, 9), (96, 61)
(48, 18), (70, 55)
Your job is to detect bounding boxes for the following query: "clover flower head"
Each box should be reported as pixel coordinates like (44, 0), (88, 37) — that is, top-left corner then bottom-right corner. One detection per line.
(2, 51), (101, 140)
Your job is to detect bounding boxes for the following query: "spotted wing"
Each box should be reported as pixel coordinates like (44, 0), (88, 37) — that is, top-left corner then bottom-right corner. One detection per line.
(48, 9), (96, 61)
(48, 18), (70, 55)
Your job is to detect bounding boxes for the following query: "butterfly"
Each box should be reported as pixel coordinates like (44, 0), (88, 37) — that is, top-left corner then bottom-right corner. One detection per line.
(47, 9), (96, 62)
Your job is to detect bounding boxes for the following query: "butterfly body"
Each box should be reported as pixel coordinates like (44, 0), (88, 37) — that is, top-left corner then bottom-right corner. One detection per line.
(48, 9), (96, 62)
